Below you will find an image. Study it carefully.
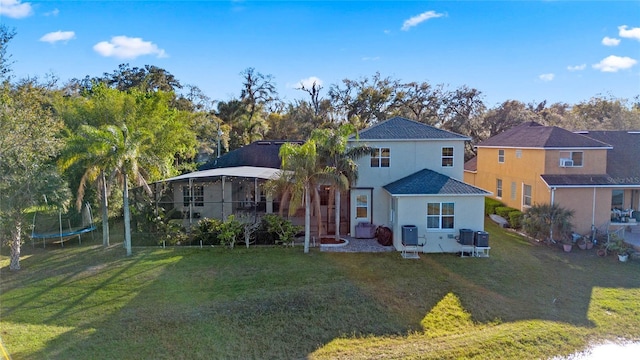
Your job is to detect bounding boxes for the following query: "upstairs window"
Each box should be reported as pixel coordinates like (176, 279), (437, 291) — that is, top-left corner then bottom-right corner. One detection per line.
(371, 147), (390, 167)
(498, 149), (505, 163)
(559, 151), (583, 167)
(441, 147), (454, 167)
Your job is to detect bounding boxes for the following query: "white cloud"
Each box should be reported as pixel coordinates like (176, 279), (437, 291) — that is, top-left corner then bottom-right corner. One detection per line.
(567, 64), (586, 71)
(362, 56), (380, 61)
(39, 31), (75, 44)
(296, 76), (323, 89)
(401, 10), (444, 31)
(618, 25), (640, 41)
(0, 0), (33, 18)
(592, 55), (637, 72)
(601, 36), (620, 46)
(538, 73), (555, 82)
(44, 8), (60, 17)
(93, 36), (167, 59)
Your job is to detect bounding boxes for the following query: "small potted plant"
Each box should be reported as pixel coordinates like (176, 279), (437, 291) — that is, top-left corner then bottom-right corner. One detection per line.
(560, 235), (573, 252)
(607, 236), (633, 262)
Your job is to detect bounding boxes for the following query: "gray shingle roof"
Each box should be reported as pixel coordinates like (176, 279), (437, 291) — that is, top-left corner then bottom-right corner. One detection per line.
(199, 140), (303, 170)
(383, 169), (490, 195)
(477, 121), (611, 148)
(579, 131), (640, 185)
(541, 174), (619, 187)
(353, 117), (470, 140)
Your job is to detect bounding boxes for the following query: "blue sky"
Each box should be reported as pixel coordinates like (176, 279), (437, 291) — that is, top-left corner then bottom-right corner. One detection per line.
(2, 0), (639, 107)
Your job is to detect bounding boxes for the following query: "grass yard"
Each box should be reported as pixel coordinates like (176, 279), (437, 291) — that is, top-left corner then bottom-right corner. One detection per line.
(1, 220), (639, 359)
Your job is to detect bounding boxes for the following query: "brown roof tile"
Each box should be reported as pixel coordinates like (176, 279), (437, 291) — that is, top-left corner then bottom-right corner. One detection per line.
(477, 121), (611, 148)
(579, 131), (640, 185)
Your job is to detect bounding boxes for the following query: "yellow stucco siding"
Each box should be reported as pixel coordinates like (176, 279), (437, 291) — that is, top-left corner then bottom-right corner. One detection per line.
(544, 149), (608, 174)
(553, 187), (612, 234)
(463, 170), (476, 185)
(475, 147), (547, 210)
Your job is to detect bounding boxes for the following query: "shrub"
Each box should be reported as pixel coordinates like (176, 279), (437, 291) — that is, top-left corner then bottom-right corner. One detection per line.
(485, 198), (504, 216)
(192, 218), (224, 245)
(522, 203), (574, 243)
(495, 206), (515, 218)
(508, 210), (523, 229)
(262, 214), (301, 246)
(217, 215), (243, 248)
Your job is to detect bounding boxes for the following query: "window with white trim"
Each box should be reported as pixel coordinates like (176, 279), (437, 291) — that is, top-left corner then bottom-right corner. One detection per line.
(559, 151), (583, 167)
(515, 149), (522, 158)
(183, 185), (204, 207)
(441, 147), (454, 167)
(427, 202), (455, 229)
(496, 179), (503, 198)
(498, 149), (505, 163)
(510, 182), (516, 201)
(370, 147), (390, 167)
(523, 184), (532, 207)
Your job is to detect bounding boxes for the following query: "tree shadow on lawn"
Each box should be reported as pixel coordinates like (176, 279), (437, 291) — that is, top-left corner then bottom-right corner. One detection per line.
(3, 223), (640, 359)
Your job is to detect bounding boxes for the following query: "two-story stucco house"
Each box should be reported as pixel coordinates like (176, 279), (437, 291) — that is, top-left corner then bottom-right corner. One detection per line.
(464, 121), (640, 236)
(349, 117), (489, 253)
(159, 118), (490, 254)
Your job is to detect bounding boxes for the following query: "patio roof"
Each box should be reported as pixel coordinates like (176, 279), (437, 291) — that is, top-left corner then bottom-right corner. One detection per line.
(163, 166), (284, 182)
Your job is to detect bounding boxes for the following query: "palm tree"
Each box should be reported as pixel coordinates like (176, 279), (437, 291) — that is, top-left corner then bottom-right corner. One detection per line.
(105, 124), (160, 256)
(312, 124), (374, 241)
(60, 124), (162, 256)
(522, 203), (574, 243)
(272, 140), (340, 253)
(59, 125), (116, 247)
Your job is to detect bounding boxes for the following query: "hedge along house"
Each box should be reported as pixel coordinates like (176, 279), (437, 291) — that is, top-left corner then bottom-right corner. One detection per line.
(158, 141), (302, 228)
(348, 117), (490, 253)
(464, 122), (640, 237)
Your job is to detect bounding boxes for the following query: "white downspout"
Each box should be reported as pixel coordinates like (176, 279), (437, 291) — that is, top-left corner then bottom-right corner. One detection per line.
(592, 187), (596, 226)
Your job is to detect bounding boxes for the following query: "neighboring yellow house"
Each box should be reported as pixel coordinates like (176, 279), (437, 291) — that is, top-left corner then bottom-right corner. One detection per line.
(464, 122), (640, 235)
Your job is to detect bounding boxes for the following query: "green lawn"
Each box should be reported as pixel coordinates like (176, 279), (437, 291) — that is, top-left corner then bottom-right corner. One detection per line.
(1, 220), (639, 359)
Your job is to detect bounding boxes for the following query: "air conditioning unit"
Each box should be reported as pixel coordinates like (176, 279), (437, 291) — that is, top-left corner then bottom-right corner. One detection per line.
(560, 158), (574, 167)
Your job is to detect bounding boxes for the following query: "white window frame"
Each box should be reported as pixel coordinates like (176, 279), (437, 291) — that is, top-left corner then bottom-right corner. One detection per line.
(498, 149), (505, 163)
(183, 185), (204, 207)
(559, 151), (583, 167)
(441, 146), (454, 167)
(496, 179), (503, 198)
(515, 149), (522, 158)
(510, 181), (517, 201)
(427, 202), (455, 230)
(522, 184), (532, 208)
(371, 147), (390, 167)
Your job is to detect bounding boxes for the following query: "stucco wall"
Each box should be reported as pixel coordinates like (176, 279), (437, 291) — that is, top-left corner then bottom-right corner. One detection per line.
(553, 187), (612, 235)
(349, 139), (467, 235)
(391, 195), (486, 253)
(475, 147), (547, 210)
(544, 149), (608, 174)
(172, 180), (232, 222)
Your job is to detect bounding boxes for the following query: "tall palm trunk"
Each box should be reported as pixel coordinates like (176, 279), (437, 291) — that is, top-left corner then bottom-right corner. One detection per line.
(9, 217), (22, 271)
(100, 171), (110, 247)
(335, 190), (341, 241)
(304, 184), (311, 254)
(123, 176), (132, 256)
